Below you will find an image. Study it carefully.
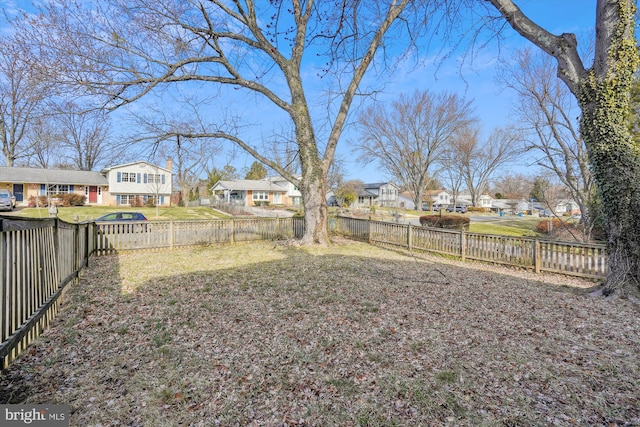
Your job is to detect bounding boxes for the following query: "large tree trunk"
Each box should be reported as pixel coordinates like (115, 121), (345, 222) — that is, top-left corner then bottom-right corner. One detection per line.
(487, 0), (640, 297)
(579, 84), (640, 296)
(299, 170), (330, 245)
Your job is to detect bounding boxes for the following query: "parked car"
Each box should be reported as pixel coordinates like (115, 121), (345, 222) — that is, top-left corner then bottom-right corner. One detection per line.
(538, 209), (551, 217)
(95, 212), (148, 233)
(446, 205), (467, 213)
(0, 190), (16, 211)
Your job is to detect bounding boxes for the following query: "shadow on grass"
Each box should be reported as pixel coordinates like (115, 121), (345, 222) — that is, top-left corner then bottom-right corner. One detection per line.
(1, 242), (638, 426)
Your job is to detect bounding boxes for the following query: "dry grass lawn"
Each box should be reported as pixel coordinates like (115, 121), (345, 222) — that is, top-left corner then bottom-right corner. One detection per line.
(1, 240), (639, 426)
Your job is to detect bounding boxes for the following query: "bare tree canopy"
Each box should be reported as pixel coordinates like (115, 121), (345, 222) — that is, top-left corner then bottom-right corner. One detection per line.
(355, 90), (475, 209)
(0, 34), (51, 166)
(52, 103), (112, 171)
(449, 124), (522, 207)
(486, 0), (640, 296)
(496, 48), (597, 241)
(15, 0), (443, 244)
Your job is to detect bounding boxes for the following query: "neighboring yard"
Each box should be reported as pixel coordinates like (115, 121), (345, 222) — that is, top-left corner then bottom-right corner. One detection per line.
(1, 241), (638, 426)
(7, 206), (229, 222)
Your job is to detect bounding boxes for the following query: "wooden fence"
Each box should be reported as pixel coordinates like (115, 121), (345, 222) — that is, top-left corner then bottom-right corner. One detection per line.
(0, 217), (92, 369)
(1, 214), (607, 370)
(0, 216), (303, 369)
(334, 216), (608, 279)
(94, 217), (305, 255)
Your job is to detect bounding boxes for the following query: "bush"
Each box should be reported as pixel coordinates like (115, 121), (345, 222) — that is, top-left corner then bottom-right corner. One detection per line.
(28, 195), (50, 207)
(419, 214), (470, 230)
(466, 206), (487, 213)
(129, 196), (144, 207)
(536, 218), (564, 234)
(145, 197), (156, 208)
(58, 193), (86, 207)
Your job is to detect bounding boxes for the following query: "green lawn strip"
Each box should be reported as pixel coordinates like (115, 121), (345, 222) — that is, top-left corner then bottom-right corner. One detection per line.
(10, 206), (229, 222)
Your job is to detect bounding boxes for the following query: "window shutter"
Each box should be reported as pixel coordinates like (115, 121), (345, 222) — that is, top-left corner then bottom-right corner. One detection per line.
(70, 185), (74, 192)
(40, 184), (46, 195)
(161, 174), (165, 184)
(160, 196), (165, 205)
(116, 195), (120, 204)
(137, 173), (141, 183)
(144, 173), (148, 183)
(117, 172), (121, 182)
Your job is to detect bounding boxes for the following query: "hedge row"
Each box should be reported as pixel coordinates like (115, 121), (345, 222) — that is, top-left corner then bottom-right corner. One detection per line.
(419, 215), (470, 230)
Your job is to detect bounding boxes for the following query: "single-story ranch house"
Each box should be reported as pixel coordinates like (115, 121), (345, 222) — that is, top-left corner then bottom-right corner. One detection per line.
(211, 176), (302, 207)
(0, 160), (173, 207)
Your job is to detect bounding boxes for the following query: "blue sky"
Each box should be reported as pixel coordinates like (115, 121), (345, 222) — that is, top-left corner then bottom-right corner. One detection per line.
(336, 0), (596, 183)
(1, 1), (597, 184)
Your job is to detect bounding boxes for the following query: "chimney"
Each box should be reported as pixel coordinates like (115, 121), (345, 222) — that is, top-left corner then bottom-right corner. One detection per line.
(166, 157), (173, 172)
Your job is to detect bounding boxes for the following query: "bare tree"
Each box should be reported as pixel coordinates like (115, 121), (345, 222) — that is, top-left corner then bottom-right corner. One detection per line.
(492, 173), (533, 200)
(496, 48), (597, 241)
(0, 35), (50, 166)
(355, 90), (475, 209)
(51, 102), (112, 171)
(484, 0), (640, 297)
(23, 116), (62, 168)
(451, 125), (522, 207)
(18, 0), (442, 245)
(167, 135), (216, 207)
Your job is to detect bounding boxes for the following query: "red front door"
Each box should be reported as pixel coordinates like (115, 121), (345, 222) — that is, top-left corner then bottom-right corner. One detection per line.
(89, 186), (98, 203)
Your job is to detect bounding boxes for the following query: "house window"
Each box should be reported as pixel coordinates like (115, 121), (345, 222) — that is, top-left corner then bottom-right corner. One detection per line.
(121, 172), (135, 183)
(47, 184), (70, 195)
(119, 195), (142, 205)
(253, 191), (269, 201)
(147, 173), (162, 184)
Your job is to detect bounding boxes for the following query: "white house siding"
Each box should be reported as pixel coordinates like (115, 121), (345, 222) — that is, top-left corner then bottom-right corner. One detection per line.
(105, 162), (172, 206)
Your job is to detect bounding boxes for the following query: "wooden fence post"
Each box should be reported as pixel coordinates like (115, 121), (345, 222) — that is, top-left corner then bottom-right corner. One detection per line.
(73, 223), (80, 283)
(407, 223), (412, 250)
(230, 219), (235, 244)
(460, 229), (466, 261)
(169, 218), (174, 250)
(368, 220), (372, 245)
(534, 239), (541, 274)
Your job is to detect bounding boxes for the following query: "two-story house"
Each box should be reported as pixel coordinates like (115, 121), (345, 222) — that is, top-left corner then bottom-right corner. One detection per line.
(0, 160), (173, 207)
(422, 189), (453, 209)
(101, 161), (173, 206)
(357, 182), (400, 207)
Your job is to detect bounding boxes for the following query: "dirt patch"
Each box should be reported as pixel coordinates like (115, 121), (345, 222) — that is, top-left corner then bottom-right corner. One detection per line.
(1, 242), (638, 426)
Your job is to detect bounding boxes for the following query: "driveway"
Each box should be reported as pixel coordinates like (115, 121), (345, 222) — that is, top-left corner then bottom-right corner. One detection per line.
(247, 206), (295, 217)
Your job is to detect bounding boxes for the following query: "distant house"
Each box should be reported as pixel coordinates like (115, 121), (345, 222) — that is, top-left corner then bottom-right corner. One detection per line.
(100, 161), (173, 207)
(211, 176), (302, 207)
(422, 190), (453, 208)
(492, 199), (530, 214)
(357, 182), (400, 207)
(477, 194), (494, 210)
(0, 159), (173, 207)
(398, 191), (416, 210)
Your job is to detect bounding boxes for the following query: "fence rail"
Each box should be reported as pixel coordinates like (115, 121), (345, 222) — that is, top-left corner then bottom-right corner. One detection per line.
(334, 216), (608, 279)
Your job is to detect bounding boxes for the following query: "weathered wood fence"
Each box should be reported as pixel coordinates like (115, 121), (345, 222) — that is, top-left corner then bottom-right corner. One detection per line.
(1, 214), (607, 370)
(0, 216), (303, 368)
(0, 217), (92, 369)
(94, 217), (305, 255)
(333, 216), (608, 279)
